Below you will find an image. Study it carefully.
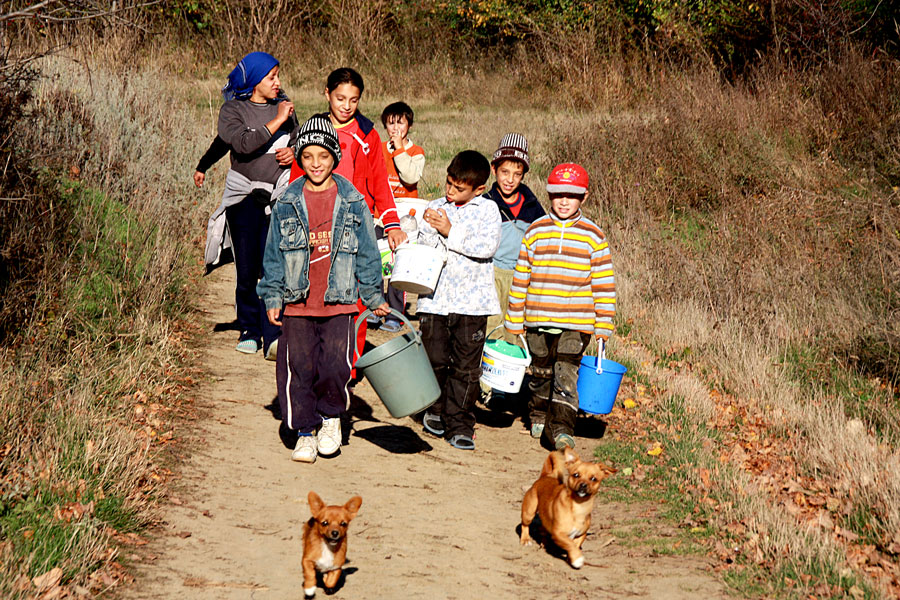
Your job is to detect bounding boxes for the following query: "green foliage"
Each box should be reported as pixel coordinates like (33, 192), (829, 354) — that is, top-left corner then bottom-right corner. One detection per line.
(63, 181), (153, 324)
(0, 484), (139, 581)
(780, 342), (900, 443)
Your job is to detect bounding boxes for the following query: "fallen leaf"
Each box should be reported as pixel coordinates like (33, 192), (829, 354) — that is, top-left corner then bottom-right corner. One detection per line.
(648, 445), (663, 457)
(621, 467), (633, 477)
(623, 398), (637, 409)
(176, 531), (192, 538)
(32, 568), (63, 592)
(699, 468), (711, 489)
(40, 586), (64, 600)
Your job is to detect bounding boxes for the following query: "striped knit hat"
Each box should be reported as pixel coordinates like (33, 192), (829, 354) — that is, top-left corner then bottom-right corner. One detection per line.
(294, 115), (342, 165)
(546, 163), (589, 196)
(492, 133), (530, 172)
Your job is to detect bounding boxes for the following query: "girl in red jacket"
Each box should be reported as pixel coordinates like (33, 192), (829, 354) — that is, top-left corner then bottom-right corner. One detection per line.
(290, 68), (407, 364)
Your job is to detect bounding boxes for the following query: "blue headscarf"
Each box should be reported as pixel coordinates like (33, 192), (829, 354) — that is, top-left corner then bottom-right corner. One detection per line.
(222, 52), (279, 101)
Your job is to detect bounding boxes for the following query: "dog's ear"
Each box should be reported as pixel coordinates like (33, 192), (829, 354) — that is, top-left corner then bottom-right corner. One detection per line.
(344, 496), (362, 520)
(599, 462), (618, 476)
(308, 491), (325, 515)
(562, 446), (581, 465)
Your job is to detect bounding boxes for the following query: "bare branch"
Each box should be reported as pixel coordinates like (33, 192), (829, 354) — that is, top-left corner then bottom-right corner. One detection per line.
(0, 0), (161, 26)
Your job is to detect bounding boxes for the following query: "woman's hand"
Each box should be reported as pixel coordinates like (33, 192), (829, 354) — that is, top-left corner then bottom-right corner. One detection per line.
(193, 171), (205, 187)
(265, 101), (295, 135)
(267, 308), (283, 327)
(371, 303), (391, 317)
(275, 147), (294, 166)
(387, 229), (407, 250)
(276, 100), (294, 120)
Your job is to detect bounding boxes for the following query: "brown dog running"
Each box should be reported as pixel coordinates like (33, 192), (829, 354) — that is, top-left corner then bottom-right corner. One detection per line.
(302, 491), (362, 597)
(520, 447), (616, 568)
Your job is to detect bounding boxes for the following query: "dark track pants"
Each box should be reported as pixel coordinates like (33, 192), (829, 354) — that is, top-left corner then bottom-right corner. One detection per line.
(277, 314), (354, 433)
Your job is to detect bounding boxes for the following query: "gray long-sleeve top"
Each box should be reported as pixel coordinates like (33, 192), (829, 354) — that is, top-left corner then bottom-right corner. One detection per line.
(217, 96), (299, 185)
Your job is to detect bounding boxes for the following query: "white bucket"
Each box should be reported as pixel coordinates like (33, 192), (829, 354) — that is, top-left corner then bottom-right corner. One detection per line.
(390, 243), (444, 295)
(480, 327), (532, 393)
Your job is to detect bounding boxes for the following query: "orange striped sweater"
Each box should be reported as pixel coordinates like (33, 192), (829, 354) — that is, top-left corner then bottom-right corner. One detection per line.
(504, 211), (615, 340)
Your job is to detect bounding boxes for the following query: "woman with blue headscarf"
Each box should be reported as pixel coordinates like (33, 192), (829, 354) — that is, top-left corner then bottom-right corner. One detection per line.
(203, 52), (298, 359)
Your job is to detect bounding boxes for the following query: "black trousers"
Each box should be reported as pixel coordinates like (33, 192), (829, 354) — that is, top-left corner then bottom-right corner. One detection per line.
(526, 328), (591, 441)
(419, 313), (488, 439)
(225, 194), (281, 350)
(276, 314), (354, 433)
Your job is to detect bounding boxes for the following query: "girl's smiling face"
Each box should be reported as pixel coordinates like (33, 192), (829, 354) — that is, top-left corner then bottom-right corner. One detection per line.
(251, 66), (281, 102)
(325, 83), (361, 125)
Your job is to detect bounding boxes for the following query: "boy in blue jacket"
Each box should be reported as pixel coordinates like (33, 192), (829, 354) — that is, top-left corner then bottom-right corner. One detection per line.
(481, 134), (546, 409)
(257, 116), (389, 464)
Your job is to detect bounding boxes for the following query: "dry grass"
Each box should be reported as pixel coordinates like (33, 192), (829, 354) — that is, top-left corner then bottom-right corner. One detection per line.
(0, 41), (206, 596)
(3, 17), (899, 597)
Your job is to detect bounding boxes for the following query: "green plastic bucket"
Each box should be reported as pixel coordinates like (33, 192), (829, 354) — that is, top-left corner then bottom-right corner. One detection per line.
(480, 327), (531, 393)
(354, 309), (439, 418)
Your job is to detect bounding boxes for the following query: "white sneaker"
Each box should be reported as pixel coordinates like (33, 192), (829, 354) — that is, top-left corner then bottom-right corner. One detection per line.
(317, 417), (341, 457)
(292, 435), (317, 463)
(265, 339), (278, 361)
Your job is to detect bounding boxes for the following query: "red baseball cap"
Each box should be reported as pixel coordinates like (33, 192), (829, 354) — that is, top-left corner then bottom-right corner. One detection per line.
(546, 163), (589, 195)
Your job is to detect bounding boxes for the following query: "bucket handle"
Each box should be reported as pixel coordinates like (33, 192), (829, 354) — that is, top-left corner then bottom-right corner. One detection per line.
(393, 239), (449, 264)
(593, 340), (606, 375)
(354, 308), (422, 361)
(486, 325), (531, 362)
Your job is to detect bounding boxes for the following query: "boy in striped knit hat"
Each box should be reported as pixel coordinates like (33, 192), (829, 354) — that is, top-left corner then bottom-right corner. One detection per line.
(504, 163), (615, 450)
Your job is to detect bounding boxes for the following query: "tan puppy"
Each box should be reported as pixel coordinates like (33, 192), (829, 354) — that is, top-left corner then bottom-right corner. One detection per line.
(520, 447), (616, 568)
(302, 491), (362, 597)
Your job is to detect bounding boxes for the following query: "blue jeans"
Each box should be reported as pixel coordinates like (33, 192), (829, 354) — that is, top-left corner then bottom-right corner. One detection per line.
(225, 194), (280, 351)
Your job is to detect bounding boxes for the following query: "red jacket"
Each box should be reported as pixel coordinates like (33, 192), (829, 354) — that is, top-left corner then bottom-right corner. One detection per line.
(290, 112), (400, 231)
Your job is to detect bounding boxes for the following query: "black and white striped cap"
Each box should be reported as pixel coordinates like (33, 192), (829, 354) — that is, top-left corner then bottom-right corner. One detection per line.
(293, 115), (342, 165)
(491, 132), (529, 172)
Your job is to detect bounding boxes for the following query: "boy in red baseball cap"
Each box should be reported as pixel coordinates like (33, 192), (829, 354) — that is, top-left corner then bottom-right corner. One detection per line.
(504, 163), (616, 450)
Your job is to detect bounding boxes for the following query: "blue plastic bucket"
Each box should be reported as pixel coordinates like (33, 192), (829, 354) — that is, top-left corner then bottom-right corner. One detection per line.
(577, 354), (627, 414)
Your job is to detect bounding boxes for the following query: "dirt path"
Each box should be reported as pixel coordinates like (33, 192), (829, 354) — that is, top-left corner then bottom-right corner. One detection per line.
(133, 268), (727, 599)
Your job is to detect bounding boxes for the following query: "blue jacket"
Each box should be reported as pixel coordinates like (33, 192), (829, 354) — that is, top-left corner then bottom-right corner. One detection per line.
(484, 182), (546, 270)
(257, 173), (386, 311)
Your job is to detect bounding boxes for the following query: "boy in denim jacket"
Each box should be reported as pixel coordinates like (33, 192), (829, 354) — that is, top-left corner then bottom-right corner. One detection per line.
(417, 151), (501, 451)
(257, 116), (389, 463)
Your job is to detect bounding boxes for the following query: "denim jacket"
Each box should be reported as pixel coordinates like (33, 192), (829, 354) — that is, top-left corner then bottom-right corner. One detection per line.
(257, 173), (386, 312)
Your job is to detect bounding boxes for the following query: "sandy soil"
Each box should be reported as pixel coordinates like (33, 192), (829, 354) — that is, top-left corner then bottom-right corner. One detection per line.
(132, 268), (727, 599)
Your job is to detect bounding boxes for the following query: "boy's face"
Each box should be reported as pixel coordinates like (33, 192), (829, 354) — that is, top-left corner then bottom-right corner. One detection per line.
(300, 146), (335, 188)
(492, 160), (525, 200)
(549, 192), (588, 220)
(445, 176), (485, 206)
(385, 114), (409, 142)
(324, 83), (361, 125)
